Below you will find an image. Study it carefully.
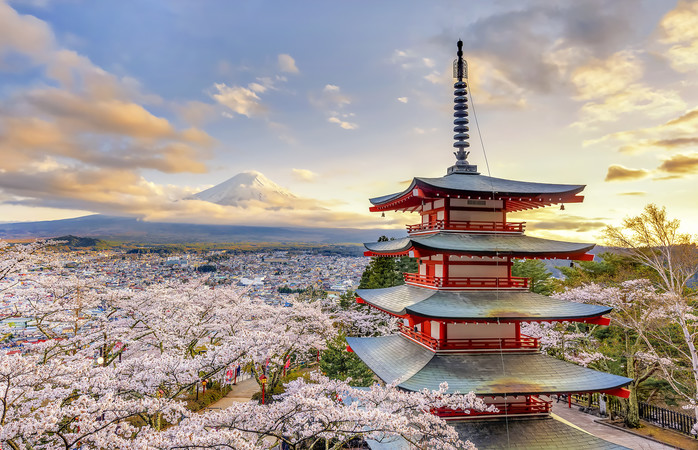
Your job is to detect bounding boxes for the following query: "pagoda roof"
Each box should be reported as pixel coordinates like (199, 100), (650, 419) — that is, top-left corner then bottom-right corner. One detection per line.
(346, 335), (631, 395)
(450, 417), (630, 450)
(356, 285), (611, 321)
(364, 232), (594, 259)
(369, 173), (585, 213)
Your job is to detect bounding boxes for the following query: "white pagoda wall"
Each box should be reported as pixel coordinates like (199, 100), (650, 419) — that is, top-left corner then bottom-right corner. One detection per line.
(449, 210), (502, 222)
(448, 264), (507, 278)
(447, 322), (516, 339)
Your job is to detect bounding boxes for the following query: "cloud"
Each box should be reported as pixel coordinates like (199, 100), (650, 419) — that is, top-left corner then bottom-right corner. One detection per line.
(573, 87), (685, 127)
(618, 191), (647, 196)
(528, 220), (607, 233)
(291, 168), (318, 182)
(569, 51), (685, 127)
(211, 82), (267, 117)
(174, 100), (218, 126)
(585, 107), (698, 153)
(657, 152), (698, 175)
(510, 208), (609, 234)
(604, 165), (651, 181)
(278, 53), (299, 74)
(397, 97), (408, 103)
(657, 0), (698, 72)
(571, 51), (642, 100)
(424, 71), (442, 84)
(328, 116), (357, 130)
(0, 1), (217, 222)
(310, 84), (356, 129)
(0, 0), (54, 64)
(316, 84), (351, 107)
(424, 2), (646, 110)
(0, 165), (386, 228)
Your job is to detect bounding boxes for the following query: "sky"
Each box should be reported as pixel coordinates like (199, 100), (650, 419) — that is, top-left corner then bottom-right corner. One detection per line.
(1, 0), (697, 243)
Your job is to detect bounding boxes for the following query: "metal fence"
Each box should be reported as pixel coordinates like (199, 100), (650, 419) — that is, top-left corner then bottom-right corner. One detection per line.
(571, 393), (697, 439)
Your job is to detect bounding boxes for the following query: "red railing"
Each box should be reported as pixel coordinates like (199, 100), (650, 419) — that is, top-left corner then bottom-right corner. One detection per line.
(407, 220), (525, 234)
(397, 323), (539, 351)
(435, 396), (551, 418)
(403, 273), (529, 289)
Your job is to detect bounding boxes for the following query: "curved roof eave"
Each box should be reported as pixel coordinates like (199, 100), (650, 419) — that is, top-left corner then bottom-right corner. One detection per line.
(356, 285), (612, 321)
(369, 173), (585, 206)
(347, 335), (632, 396)
(364, 233), (595, 257)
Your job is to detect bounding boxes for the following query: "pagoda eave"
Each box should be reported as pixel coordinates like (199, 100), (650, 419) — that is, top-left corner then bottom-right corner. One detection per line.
(364, 233), (595, 260)
(347, 335), (632, 396)
(369, 175), (587, 213)
(355, 286), (613, 323)
(364, 247), (594, 261)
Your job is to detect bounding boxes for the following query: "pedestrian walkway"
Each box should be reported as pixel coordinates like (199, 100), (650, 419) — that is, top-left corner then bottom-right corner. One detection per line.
(552, 403), (678, 449)
(204, 376), (259, 410)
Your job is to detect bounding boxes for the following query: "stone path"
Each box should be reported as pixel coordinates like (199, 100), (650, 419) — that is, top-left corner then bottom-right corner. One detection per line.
(551, 403), (679, 449)
(204, 376), (259, 410)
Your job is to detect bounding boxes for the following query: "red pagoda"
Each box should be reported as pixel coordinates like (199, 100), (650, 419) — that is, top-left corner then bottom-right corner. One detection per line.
(347, 41), (632, 449)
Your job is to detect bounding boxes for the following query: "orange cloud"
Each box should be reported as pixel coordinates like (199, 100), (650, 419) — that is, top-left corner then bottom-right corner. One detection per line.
(657, 153), (698, 174)
(657, 0), (698, 72)
(605, 165), (651, 181)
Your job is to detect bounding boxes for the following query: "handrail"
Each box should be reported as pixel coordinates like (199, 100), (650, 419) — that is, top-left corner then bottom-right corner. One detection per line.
(397, 323), (539, 351)
(403, 273), (529, 289)
(407, 220), (525, 233)
(435, 396), (551, 417)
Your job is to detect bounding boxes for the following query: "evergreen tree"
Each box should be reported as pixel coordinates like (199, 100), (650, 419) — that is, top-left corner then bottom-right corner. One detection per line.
(556, 252), (655, 289)
(511, 259), (554, 295)
(320, 332), (375, 387)
(358, 236), (418, 289)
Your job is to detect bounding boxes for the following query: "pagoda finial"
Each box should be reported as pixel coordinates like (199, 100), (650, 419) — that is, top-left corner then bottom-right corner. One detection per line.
(448, 39), (479, 175)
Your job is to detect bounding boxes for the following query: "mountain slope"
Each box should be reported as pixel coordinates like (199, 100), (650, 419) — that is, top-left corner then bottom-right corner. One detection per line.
(190, 171), (297, 206)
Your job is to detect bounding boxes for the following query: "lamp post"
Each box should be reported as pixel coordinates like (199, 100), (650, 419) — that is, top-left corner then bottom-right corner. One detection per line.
(259, 374), (267, 405)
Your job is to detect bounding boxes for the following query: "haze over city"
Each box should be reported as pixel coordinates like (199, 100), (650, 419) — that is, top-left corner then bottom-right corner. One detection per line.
(1, 0), (698, 242)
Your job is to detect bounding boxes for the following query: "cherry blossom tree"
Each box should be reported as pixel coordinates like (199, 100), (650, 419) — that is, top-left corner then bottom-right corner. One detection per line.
(556, 280), (664, 427)
(1, 240), (488, 448)
(135, 375), (488, 450)
(605, 204), (698, 429)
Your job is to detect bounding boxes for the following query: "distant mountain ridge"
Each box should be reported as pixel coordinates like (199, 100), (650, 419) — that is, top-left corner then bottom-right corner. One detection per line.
(0, 215), (403, 244)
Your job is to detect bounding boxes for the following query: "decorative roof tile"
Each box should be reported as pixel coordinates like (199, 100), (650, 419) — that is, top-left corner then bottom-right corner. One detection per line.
(370, 173), (585, 206)
(347, 335), (631, 395)
(364, 232), (594, 257)
(450, 416), (630, 450)
(357, 285), (611, 320)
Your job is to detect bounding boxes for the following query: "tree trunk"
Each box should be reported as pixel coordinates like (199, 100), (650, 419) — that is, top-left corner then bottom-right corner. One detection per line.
(625, 355), (640, 428)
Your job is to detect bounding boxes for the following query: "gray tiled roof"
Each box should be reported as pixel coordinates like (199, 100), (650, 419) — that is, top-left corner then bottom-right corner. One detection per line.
(364, 232), (594, 256)
(370, 173), (585, 205)
(451, 416), (630, 450)
(356, 285), (612, 320)
(347, 335), (631, 395)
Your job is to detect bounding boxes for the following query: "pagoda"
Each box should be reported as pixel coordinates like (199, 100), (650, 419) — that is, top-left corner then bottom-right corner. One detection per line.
(347, 41), (633, 449)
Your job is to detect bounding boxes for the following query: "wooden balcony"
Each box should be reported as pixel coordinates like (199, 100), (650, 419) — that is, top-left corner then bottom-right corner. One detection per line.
(407, 220), (525, 234)
(398, 323), (539, 351)
(403, 273), (529, 290)
(434, 396), (551, 418)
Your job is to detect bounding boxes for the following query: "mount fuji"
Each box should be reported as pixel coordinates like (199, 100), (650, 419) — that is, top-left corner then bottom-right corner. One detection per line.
(189, 171), (297, 206)
(0, 171), (404, 243)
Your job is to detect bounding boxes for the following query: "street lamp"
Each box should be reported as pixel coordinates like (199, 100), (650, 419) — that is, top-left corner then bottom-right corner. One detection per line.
(259, 374), (267, 405)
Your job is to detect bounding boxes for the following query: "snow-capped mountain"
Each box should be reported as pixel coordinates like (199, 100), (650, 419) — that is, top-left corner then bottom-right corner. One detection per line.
(189, 171), (297, 206)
